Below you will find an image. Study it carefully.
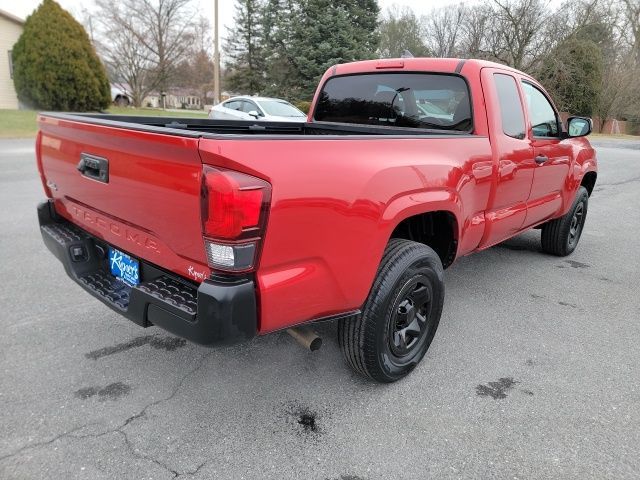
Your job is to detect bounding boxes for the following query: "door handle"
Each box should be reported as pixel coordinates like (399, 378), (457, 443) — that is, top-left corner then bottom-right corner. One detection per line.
(535, 155), (548, 165)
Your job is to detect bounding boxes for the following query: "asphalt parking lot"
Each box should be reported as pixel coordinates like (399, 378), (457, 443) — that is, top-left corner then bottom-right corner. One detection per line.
(1, 136), (639, 479)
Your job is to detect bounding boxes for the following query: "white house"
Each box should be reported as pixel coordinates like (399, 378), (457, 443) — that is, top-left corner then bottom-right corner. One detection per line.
(0, 9), (24, 109)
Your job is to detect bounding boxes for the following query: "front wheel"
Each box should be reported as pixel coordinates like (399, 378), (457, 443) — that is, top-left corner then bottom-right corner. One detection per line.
(338, 239), (445, 383)
(541, 186), (589, 256)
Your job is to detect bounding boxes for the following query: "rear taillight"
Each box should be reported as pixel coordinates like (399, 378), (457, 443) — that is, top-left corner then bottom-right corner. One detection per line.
(201, 166), (271, 272)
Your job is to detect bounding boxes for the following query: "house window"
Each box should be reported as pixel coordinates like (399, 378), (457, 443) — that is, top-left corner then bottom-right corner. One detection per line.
(8, 51), (14, 78)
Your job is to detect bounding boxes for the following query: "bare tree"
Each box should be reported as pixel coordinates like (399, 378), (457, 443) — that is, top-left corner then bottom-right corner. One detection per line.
(490, 0), (550, 70)
(459, 4), (494, 58)
(378, 6), (430, 58)
(425, 5), (465, 58)
(176, 15), (214, 105)
(94, 0), (196, 106)
(421, 0), (551, 68)
(94, 1), (156, 106)
(594, 58), (637, 130)
(622, 0), (640, 64)
(125, 0), (196, 93)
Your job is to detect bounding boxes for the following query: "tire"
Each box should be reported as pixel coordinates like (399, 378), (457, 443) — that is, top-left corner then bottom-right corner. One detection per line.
(115, 96), (129, 107)
(338, 239), (445, 383)
(541, 186), (589, 256)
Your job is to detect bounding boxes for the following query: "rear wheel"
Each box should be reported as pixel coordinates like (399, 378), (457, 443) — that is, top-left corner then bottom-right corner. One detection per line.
(541, 186), (589, 256)
(338, 239), (445, 383)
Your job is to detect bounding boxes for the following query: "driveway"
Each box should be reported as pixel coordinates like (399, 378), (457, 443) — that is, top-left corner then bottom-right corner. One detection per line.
(0, 137), (639, 479)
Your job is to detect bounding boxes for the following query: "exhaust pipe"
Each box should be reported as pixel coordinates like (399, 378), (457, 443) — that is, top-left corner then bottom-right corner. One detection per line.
(287, 326), (322, 351)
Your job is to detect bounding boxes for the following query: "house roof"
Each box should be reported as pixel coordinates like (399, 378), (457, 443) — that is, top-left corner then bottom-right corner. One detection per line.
(0, 8), (25, 25)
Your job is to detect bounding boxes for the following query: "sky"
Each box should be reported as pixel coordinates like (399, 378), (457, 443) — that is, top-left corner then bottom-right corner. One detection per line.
(0, 0), (564, 37)
(0, 0), (485, 32)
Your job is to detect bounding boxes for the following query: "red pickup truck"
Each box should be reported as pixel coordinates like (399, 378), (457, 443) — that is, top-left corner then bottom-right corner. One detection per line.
(36, 58), (597, 382)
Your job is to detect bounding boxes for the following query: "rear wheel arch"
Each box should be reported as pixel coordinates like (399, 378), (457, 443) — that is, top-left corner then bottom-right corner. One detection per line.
(580, 171), (597, 196)
(390, 210), (459, 268)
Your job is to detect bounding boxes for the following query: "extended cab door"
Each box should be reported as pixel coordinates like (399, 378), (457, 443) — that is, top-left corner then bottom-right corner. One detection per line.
(478, 68), (535, 248)
(520, 81), (571, 227)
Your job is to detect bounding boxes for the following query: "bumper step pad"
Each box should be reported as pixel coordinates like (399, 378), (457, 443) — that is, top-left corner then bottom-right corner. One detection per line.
(137, 277), (197, 316)
(41, 223), (88, 244)
(80, 271), (131, 311)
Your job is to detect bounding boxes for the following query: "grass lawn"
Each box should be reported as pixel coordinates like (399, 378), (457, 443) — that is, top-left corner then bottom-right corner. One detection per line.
(0, 109), (38, 138)
(0, 107), (208, 138)
(107, 107), (209, 118)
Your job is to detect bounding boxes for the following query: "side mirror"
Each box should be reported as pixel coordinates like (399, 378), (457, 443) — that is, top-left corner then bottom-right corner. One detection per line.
(248, 110), (260, 119)
(566, 116), (592, 137)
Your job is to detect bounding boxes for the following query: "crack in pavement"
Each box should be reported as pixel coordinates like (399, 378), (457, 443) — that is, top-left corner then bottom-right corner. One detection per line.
(0, 351), (215, 478)
(116, 429), (180, 477)
(0, 423), (100, 463)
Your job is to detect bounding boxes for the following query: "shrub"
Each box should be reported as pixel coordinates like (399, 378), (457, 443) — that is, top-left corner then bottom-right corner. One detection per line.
(12, 0), (111, 111)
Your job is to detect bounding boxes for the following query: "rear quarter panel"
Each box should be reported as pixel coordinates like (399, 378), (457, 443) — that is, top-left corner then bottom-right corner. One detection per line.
(199, 136), (492, 333)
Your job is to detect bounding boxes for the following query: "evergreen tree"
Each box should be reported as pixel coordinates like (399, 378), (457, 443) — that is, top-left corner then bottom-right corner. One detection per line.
(224, 0), (266, 94)
(261, 0), (297, 96)
(537, 36), (603, 116)
(12, 0), (110, 111)
(264, 0), (379, 100)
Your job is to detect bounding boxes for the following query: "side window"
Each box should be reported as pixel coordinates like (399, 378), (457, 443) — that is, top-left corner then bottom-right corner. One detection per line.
(521, 82), (559, 137)
(241, 101), (258, 114)
(224, 101), (240, 110)
(494, 73), (526, 139)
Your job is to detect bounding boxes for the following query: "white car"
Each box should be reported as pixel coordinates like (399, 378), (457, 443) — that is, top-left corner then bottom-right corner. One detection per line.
(209, 96), (307, 122)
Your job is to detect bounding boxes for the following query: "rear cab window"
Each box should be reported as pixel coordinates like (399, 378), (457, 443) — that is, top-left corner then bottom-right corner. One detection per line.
(313, 73), (472, 133)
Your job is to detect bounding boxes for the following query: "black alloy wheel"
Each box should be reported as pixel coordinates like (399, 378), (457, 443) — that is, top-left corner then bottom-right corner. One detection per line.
(388, 276), (432, 357)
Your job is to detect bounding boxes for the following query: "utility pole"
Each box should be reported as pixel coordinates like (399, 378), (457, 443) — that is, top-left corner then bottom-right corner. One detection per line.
(213, 0), (220, 105)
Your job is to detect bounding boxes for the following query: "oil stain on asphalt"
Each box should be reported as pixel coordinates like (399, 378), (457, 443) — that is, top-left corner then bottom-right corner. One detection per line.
(556, 260), (591, 269)
(285, 403), (323, 437)
(297, 410), (318, 433)
(85, 335), (187, 360)
(558, 301), (578, 309)
(476, 377), (518, 400)
(75, 382), (131, 401)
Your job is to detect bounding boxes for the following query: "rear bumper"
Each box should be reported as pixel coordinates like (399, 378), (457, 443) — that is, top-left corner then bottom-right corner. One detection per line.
(37, 200), (257, 346)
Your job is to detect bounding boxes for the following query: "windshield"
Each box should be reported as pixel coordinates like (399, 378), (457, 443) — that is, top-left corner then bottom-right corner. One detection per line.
(259, 100), (306, 117)
(314, 73), (472, 132)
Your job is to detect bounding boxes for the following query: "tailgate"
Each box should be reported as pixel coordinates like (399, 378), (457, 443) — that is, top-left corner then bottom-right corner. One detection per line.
(37, 114), (210, 282)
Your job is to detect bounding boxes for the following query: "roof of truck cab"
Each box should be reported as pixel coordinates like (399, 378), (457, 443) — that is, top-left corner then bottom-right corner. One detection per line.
(329, 58), (531, 80)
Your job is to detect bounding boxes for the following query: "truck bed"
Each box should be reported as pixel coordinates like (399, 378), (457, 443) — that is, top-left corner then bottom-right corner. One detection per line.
(41, 112), (476, 138)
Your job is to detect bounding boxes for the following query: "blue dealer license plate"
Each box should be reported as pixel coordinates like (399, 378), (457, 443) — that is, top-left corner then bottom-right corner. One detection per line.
(108, 247), (140, 286)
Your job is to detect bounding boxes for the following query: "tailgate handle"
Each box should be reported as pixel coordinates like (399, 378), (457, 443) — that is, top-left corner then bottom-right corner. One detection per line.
(77, 153), (109, 183)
